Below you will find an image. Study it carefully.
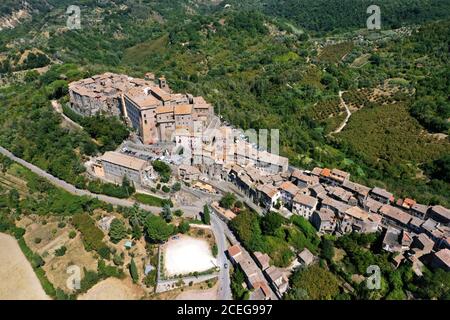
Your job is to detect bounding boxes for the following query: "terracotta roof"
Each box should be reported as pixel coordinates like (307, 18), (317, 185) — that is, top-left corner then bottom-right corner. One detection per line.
(371, 187), (394, 200)
(311, 167), (323, 176)
(330, 168), (350, 182)
(258, 184), (279, 199)
(254, 252), (270, 269)
(228, 245), (242, 258)
(298, 248), (315, 265)
(434, 249), (450, 268)
(291, 170), (319, 185)
(279, 181), (300, 196)
(321, 196), (351, 213)
(430, 205), (450, 221)
(345, 206), (369, 221)
(416, 233), (434, 248)
(321, 168), (331, 177)
(411, 203), (428, 215)
(364, 198), (384, 212)
(293, 194), (317, 208)
(150, 86), (171, 101)
(342, 180), (370, 196)
(317, 208), (335, 221)
(403, 198), (416, 208)
(156, 105), (174, 114)
(379, 205), (412, 225)
(253, 282), (271, 298)
(100, 151), (148, 171)
(174, 104), (193, 115)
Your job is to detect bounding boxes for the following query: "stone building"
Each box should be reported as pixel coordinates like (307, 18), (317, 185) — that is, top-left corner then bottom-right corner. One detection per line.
(92, 151), (154, 186)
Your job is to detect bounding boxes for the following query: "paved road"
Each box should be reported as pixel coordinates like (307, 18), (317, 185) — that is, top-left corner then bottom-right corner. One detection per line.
(211, 211), (279, 300)
(210, 212), (232, 300)
(0, 145), (233, 299)
(0, 145), (175, 214)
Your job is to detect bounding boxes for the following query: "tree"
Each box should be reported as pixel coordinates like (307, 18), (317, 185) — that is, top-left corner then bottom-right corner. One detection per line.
(161, 204), (172, 222)
(178, 221), (190, 234)
(121, 176), (135, 196)
(220, 193), (236, 209)
(172, 182), (181, 192)
(415, 268), (450, 299)
(231, 268), (249, 300)
(8, 189), (20, 208)
(260, 212), (283, 235)
(202, 204), (211, 225)
(144, 215), (175, 243)
(144, 269), (157, 288)
(321, 239), (335, 261)
(174, 209), (184, 217)
(152, 160), (171, 183)
(129, 258), (139, 283)
(229, 210), (265, 252)
(54, 246), (67, 257)
(109, 219), (127, 244)
(285, 264), (339, 300)
(212, 244), (218, 257)
(131, 221), (143, 239)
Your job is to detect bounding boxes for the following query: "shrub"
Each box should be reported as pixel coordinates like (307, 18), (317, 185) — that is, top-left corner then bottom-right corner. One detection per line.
(98, 247), (111, 260)
(54, 246), (67, 257)
(129, 258), (139, 283)
(58, 222), (66, 228)
(178, 221), (190, 234)
(109, 219), (127, 244)
(212, 244), (218, 257)
(72, 214), (108, 254)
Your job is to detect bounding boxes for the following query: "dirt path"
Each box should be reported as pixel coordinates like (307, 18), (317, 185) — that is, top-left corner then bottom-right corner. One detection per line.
(332, 90), (352, 134)
(0, 233), (50, 300)
(51, 100), (83, 131)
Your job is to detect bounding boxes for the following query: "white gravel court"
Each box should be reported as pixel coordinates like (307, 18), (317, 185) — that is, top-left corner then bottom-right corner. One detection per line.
(164, 235), (216, 276)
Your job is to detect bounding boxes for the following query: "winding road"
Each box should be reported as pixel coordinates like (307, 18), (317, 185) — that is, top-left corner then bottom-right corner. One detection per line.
(210, 212), (232, 300)
(0, 145), (167, 213)
(0, 145), (232, 299)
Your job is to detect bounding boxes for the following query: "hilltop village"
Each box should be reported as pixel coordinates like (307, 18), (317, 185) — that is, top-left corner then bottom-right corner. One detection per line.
(68, 72), (450, 299)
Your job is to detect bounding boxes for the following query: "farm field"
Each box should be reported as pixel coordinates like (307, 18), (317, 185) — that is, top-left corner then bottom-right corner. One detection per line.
(0, 233), (50, 300)
(78, 277), (146, 300)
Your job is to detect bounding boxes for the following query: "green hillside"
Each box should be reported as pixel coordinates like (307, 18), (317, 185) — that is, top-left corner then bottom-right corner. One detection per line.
(0, 0), (449, 206)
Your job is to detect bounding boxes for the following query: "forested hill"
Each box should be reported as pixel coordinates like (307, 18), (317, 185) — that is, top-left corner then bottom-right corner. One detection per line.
(0, 1), (449, 207)
(223, 0), (450, 32)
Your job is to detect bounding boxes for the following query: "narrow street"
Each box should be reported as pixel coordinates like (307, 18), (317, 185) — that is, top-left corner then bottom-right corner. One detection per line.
(210, 213), (232, 300)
